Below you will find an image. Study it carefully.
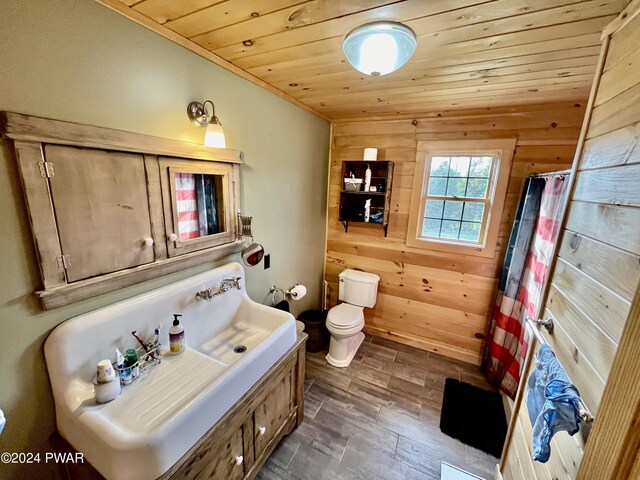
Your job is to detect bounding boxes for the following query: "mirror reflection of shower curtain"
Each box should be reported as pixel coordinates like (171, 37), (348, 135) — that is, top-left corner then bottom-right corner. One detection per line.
(195, 174), (219, 236)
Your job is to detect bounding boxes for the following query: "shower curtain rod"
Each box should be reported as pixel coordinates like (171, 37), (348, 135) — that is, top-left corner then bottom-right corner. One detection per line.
(529, 169), (571, 178)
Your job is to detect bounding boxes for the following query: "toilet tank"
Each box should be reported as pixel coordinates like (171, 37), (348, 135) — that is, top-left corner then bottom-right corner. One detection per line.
(338, 269), (380, 308)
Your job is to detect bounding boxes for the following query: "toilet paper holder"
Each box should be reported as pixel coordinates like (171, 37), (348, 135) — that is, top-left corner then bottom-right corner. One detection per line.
(286, 284), (306, 299)
(270, 284), (306, 301)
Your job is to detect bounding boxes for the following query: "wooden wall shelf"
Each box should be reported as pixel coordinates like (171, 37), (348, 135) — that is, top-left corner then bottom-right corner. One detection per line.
(339, 160), (394, 237)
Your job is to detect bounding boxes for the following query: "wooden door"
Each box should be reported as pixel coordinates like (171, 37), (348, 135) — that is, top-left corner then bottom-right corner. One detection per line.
(44, 145), (155, 282)
(500, 2), (640, 479)
(197, 429), (245, 480)
(253, 374), (292, 459)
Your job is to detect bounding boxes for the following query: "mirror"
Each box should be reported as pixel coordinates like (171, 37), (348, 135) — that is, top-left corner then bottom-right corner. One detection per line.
(160, 158), (238, 258)
(174, 172), (226, 241)
(241, 242), (264, 267)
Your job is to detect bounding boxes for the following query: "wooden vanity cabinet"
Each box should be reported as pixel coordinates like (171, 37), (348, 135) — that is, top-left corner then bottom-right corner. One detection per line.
(53, 333), (307, 480)
(162, 333), (306, 480)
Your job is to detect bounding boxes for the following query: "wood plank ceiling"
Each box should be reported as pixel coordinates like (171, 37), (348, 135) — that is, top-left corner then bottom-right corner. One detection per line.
(99, 0), (628, 120)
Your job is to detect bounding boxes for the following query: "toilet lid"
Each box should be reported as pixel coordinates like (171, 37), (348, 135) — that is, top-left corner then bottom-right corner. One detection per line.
(327, 303), (364, 327)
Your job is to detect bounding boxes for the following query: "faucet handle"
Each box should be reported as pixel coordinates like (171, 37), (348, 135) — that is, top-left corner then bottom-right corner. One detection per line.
(195, 289), (211, 301)
(222, 276), (242, 289)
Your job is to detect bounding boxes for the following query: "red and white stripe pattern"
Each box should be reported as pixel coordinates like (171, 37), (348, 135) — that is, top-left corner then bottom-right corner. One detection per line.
(175, 173), (199, 241)
(484, 176), (568, 397)
(517, 177), (568, 371)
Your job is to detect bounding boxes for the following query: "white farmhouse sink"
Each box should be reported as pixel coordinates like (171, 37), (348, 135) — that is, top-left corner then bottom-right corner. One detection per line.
(44, 262), (296, 480)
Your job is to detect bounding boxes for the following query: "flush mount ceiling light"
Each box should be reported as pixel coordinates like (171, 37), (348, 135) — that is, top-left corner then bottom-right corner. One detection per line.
(343, 21), (417, 76)
(187, 100), (226, 148)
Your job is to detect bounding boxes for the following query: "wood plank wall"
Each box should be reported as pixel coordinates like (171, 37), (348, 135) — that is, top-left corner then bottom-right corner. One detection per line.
(502, 4), (640, 479)
(326, 102), (586, 365)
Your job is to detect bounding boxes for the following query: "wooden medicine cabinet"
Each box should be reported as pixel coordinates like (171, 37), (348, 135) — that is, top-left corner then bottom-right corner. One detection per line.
(1, 112), (243, 310)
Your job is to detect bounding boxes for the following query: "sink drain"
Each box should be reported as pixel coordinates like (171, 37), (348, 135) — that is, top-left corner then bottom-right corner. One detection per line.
(234, 345), (247, 354)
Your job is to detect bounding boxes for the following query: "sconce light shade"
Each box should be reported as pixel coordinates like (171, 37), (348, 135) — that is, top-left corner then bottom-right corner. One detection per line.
(343, 22), (417, 76)
(204, 121), (226, 148)
(187, 100), (226, 148)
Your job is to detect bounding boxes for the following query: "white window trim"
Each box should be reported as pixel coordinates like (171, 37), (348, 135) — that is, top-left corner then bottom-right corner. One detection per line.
(406, 139), (516, 258)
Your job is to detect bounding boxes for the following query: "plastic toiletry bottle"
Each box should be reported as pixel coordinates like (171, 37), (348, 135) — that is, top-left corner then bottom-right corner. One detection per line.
(169, 314), (185, 354)
(364, 164), (372, 192)
(125, 349), (139, 378)
(364, 199), (371, 222)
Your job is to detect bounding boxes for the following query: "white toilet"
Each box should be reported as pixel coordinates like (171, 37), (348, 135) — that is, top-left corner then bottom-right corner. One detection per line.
(326, 269), (380, 367)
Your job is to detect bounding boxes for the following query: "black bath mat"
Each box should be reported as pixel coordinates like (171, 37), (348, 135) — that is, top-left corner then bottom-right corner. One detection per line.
(439, 378), (507, 458)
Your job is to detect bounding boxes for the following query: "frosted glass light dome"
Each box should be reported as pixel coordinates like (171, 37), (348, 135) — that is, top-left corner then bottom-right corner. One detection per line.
(204, 121), (226, 148)
(343, 22), (417, 76)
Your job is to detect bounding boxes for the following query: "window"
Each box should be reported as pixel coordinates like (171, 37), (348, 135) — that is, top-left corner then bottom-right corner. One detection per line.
(407, 139), (515, 257)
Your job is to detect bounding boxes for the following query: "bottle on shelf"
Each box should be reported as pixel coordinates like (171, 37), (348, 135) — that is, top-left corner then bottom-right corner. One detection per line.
(364, 164), (372, 191)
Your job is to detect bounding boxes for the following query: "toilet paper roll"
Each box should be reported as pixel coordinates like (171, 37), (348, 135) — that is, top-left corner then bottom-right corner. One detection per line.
(288, 284), (307, 301)
(363, 148), (378, 161)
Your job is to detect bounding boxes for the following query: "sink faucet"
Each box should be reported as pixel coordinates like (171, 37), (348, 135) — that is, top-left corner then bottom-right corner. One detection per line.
(195, 277), (241, 301)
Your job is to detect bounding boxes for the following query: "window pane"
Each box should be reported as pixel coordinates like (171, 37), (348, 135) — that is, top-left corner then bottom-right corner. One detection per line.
(460, 222), (481, 242)
(428, 177), (447, 196)
(423, 218), (441, 237)
(443, 201), (463, 220)
(440, 220), (461, 239)
(425, 199), (444, 218)
(462, 202), (484, 222)
(470, 157), (492, 178)
(449, 157), (470, 177)
(446, 178), (467, 197)
(467, 178), (489, 198)
(431, 157), (450, 176)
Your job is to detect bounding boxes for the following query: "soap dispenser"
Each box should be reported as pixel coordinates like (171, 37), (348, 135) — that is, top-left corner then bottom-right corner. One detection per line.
(169, 314), (185, 354)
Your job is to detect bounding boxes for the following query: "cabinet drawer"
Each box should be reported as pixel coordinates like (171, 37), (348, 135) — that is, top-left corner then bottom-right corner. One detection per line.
(253, 373), (292, 458)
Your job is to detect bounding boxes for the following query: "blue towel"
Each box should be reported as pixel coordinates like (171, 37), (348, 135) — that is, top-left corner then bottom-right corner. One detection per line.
(526, 344), (582, 462)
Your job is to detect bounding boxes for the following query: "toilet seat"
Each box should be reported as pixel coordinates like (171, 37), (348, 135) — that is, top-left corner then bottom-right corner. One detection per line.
(327, 303), (364, 328)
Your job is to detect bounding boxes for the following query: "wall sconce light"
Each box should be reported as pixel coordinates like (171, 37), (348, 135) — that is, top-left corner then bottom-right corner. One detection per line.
(187, 100), (226, 148)
(343, 22), (417, 76)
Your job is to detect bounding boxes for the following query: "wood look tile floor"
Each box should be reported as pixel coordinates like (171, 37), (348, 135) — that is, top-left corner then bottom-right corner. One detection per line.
(258, 335), (499, 480)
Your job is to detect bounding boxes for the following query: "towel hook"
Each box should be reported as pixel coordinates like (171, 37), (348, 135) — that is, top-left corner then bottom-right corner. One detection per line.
(534, 317), (554, 334)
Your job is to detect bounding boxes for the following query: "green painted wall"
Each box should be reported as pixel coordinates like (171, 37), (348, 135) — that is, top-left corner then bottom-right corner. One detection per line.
(0, 1), (329, 478)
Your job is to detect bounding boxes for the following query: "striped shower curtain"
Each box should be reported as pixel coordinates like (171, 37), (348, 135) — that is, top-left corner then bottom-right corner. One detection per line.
(482, 176), (568, 398)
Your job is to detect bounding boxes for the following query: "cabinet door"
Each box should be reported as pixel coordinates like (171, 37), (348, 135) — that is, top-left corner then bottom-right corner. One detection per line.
(159, 158), (238, 257)
(253, 374), (292, 459)
(170, 427), (245, 480)
(199, 428), (245, 480)
(44, 145), (154, 282)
